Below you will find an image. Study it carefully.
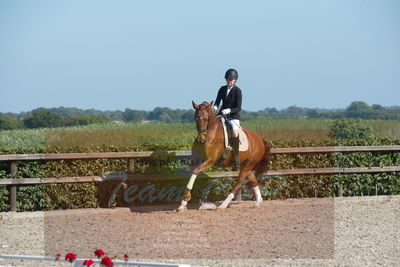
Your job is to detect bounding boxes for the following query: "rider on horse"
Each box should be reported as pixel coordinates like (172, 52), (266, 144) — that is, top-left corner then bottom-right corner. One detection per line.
(213, 68), (242, 169)
(176, 68), (270, 211)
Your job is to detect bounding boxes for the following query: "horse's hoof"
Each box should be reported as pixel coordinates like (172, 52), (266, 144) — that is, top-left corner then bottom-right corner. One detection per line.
(199, 203), (218, 210)
(176, 205), (187, 212)
(217, 204), (228, 210)
(253, 202), (262, 208)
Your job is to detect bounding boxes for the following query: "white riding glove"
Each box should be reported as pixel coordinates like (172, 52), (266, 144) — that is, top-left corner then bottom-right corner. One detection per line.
(221, 108), (231, 115)
(213, 105), (218, 112)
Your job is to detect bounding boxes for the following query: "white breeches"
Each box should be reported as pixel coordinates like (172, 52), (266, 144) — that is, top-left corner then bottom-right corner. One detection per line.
(227, 119), (241, 137)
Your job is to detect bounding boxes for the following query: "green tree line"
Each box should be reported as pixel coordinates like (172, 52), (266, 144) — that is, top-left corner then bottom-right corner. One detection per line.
(1, 101), (399, 130)
(0, 109), (111, 130)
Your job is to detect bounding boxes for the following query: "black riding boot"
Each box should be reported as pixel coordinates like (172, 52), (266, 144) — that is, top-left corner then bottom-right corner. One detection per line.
(231, 136), (240, 170)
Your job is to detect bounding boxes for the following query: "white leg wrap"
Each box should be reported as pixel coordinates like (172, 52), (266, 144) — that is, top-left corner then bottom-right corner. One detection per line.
(219, 193), (234, 209)
(177, 200), (188, 212)
(253, 186), (263, 203)
(186, 174), (197, 190)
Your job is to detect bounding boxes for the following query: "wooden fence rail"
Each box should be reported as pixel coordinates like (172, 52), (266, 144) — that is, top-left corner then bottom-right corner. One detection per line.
(1, 145), (399, 211)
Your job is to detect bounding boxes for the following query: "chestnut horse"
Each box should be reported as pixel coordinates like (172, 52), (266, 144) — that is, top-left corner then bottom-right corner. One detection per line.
(177, 101), (271, 211)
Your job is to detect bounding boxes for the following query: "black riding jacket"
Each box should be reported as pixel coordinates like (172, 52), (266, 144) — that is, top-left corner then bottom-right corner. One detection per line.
(214, 85), (242, 120)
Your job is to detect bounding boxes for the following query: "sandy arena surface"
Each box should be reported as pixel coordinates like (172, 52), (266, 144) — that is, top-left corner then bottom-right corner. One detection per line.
(0, 195), (399, 266)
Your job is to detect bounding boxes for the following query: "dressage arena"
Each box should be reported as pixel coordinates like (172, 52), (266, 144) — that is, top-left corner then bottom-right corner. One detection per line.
(0, 195), (399, 266)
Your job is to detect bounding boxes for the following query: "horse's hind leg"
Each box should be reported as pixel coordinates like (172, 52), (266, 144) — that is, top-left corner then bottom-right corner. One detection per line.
(254, 165), (267, 188)
(218, 170), (249, 209)
(247, 172), (263, 208)
(255, 139), (271, 186)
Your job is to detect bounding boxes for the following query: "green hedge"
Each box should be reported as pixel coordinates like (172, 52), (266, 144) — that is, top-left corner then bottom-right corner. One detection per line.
(0, 138), (399, 211)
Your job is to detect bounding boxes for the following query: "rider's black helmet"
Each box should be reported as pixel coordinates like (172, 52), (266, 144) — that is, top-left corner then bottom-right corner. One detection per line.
(225, 68), (238, 80)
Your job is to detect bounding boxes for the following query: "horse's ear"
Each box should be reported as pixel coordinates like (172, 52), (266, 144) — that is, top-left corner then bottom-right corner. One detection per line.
(192, 101), (199, 110)
(210, 101), (214, 107)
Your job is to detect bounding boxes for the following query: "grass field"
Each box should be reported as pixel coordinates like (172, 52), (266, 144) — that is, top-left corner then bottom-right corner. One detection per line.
(1, 119), (399, 149)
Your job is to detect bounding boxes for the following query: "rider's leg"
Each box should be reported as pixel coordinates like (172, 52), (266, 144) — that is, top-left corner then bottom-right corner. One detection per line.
(228, 119), (241, 169)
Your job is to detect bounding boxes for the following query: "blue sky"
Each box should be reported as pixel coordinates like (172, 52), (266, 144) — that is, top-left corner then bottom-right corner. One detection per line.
(0, 0), (399, 113)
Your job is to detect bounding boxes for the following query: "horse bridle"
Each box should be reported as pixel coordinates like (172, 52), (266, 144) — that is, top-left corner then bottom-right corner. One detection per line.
(195, 106), (210, 135)
(198, 128), (208, 134)
(195, 114), (209, 134)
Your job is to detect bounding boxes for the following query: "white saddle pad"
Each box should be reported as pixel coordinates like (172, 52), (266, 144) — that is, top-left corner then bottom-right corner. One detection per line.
(220, 116), (249, 151)
(238, 129), (249, 151)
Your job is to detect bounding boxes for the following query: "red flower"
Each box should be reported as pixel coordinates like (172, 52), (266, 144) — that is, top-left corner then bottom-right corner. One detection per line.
(100, 256), (114, 267)
(65, 252), (77, 263)
(123, 254), (129, 261)
(83, 259), (95, 266)
(54, 254), (61, 261)
(94, 249), (105, 258)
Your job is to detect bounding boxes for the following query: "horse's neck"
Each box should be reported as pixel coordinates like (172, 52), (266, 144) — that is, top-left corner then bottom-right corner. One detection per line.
(207, 113), (220, 130)
(205, 115), (223, 144)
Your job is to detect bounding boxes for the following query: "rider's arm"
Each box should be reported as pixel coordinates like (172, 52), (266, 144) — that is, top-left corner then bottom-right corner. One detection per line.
(214, 87), (223, 110)
(229, 88), (242, 114)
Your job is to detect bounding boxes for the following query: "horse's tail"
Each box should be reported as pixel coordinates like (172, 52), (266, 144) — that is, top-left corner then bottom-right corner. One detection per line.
(255, 138), (271, 187)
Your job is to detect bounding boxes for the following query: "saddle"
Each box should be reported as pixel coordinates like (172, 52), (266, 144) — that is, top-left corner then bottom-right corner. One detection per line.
(219, 116), (249, 152)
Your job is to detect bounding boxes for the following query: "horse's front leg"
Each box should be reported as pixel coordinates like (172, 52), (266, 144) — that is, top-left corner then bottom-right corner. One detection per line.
(176, 158), (215, 212)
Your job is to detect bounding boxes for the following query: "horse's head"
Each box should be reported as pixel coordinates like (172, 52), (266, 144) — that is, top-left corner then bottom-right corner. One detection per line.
(192, 100), (214, 144)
